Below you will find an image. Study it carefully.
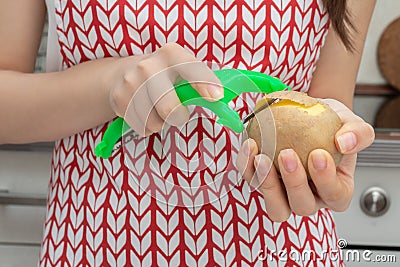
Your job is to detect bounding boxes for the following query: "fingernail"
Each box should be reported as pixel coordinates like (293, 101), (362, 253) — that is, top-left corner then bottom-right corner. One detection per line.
(337, 132), (357, 153)
(280, 149), (297, 173)
(311, 150), (327, 170)
(255, 154), (272, 177)
(207, 85), (224, 100)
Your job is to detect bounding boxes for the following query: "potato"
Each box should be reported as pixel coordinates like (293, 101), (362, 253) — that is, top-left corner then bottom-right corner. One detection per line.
(246, 91), (343, 176)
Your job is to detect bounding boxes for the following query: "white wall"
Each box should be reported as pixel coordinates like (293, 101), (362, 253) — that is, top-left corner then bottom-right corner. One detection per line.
(357, 0), (400, 84)
(352, 0), (400, 125)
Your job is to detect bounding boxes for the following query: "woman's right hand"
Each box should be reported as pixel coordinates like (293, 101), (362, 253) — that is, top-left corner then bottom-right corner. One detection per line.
(108, 42), (223, 137)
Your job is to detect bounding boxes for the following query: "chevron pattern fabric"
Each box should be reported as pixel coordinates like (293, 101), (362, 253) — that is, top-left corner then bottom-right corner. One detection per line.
(39, 0), (343, 266)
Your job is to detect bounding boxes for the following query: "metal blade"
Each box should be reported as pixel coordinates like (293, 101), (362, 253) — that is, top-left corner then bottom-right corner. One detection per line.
(242, 98), (279, 124)
(113, 129), (140, 152)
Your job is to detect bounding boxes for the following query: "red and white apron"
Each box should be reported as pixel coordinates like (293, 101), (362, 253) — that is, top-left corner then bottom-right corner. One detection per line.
(40, 0), (342, 266)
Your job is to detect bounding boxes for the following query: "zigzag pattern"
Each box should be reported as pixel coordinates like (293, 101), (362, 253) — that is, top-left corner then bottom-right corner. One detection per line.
(212, 0), (239, 67)
(40, 0), (343, 266)
(239, 0), (268, 71)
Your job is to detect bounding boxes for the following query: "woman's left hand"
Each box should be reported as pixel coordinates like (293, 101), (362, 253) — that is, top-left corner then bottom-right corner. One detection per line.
(236, 98), (375, 222)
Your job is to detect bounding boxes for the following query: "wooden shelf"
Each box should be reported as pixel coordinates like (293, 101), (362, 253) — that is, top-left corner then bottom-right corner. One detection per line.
(355, 84), (399, 96)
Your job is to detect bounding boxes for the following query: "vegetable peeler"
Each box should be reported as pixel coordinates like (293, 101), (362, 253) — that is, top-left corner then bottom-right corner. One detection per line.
(94, 69), (290, 158)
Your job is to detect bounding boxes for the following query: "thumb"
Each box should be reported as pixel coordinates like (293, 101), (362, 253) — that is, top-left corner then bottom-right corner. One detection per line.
(335, 120), (375, 154)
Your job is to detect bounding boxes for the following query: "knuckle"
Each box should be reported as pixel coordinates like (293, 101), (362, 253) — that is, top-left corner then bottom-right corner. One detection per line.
(160, 43), (197, 63)
(179, 52), (198, 63)
(164, 42), (180, 49)
(122, 72), (134, 85)
(285, 180), (308, 191)
(159, 42), (182, 54)
(259, 179), (278, 192)
(135, 59), (154, 76)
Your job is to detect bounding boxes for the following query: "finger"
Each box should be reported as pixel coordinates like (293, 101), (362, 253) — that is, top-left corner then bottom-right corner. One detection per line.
(119, 69), (151, 137)
(139, 60), (190, 127)
(132, 84), (164, 134)
(147, 75), (190, 127)
(174, 61), (223, 101)
(124, 100), (151, 137)
(236, 139), (258, 184)
(308, 149), (354, 212)
(335, 121), (375, 154)
(254, 154), (291, 222)
(157, 43), (223, 101)
(321, 99), (375, 154)
(145, 105), (165, 134)
(278, 149), (317, 216)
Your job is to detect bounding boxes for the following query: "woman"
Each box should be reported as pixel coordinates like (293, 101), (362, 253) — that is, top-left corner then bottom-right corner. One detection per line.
(0, 0), (375, 265)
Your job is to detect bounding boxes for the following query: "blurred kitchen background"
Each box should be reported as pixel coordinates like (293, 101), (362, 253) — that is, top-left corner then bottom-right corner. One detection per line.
(332, 1), (400, 266)
(1, 0), (400, 266)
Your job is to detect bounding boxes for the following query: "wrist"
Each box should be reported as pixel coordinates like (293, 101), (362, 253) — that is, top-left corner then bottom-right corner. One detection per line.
(98, 57), (125, 118)
(105, 55), (146, 118)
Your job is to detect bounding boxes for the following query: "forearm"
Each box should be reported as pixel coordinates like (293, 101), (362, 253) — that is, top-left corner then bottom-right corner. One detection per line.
(308, 0), (377, 109)
(0, 58), (118, 144)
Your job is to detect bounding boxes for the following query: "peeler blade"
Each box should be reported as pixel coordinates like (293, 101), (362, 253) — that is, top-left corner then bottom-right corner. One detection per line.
(113, 130), (140, 153)
(242, 98), (279, 124)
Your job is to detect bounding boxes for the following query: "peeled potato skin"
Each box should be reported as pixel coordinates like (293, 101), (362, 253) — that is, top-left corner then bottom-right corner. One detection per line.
(246, 92), (343, 176)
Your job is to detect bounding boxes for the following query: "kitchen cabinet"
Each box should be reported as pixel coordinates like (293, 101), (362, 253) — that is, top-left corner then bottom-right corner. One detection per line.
(0, 146), (53, 266)
(0, 245), (41, 267)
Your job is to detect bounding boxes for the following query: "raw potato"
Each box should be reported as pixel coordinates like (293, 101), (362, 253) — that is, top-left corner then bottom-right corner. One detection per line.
(246, 91), (343, 176)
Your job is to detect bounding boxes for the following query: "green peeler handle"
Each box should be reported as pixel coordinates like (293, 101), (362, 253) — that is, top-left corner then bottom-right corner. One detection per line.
(95, 69), (290, 158)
